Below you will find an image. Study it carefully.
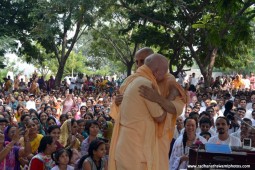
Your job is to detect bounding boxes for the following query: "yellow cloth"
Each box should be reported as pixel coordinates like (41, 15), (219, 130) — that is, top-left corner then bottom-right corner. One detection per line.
(60, 119), (80, 149)
(109, 65), (162, 170)
(20, 134), (43, 154)
(59, 120), (70, 147)
(109, 70), (187, 170)
(232, 79), (243, 89)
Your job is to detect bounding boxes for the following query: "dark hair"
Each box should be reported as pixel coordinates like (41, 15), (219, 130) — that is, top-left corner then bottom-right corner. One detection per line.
(237, 107), (246, 112)
(71, 118), (77, 126)
(182, 117), (198, 154)
(85, 120), (99, 135)
(44, 106), (52, 112)
(20, 114), (30, 122)
(47, 125), (60, 134)
(80, 106), (87, 111)
(200, 131), (211, 138)
(83, 113), (94, 119)
(77, 139), (105, 169)
(38, 136), (54, 153)
(52, 148), (72, 165)
(199, 117), (212, 127)
(189, 112), (199, 118)
(60, 114), (68, 120)
(242, 118), (252, 125)
(29, 109), (38, 118)
(206, 106), (214, 112)
(16, 105), (23, 112)
(216, 116), (230, 125)
(188, 84), (196, 92)
(47, 117), (56, 124)
(77, 119), (85, 124)
(96, 115), (107, 122)
(199, 111), (210, 119)
(39, 112), (48, 119)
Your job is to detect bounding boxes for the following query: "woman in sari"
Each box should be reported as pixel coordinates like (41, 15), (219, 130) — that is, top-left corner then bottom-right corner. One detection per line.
(59, 119), (80, 165)
(59, 119), (79, 149)
(0, 126), (31, 170)
(47, 125), (63, 151)
(19, 119), (44, 167)
(15, 105), (24, 123)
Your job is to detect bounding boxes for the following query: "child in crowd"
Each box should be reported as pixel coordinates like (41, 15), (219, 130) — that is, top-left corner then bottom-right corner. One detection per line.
(200, 131), (212, 141)
(52, 148), (74, 170)
(76, 139), (107, 170)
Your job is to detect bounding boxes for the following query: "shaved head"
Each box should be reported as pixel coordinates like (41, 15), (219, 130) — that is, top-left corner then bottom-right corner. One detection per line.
(135, 47), (154, 68)
(145, 53), (168, 82)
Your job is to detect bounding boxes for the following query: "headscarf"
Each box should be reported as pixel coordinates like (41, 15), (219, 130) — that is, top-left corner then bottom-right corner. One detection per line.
(59, 119), (80, 149)
(59, 119), (70, 147)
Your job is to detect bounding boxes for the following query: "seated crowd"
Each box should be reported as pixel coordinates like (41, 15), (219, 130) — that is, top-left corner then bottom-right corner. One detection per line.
(1, 72), (255, 170)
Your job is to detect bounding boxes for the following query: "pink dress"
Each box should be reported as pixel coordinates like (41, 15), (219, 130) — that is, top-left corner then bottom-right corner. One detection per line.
(62, 99), (74, 114)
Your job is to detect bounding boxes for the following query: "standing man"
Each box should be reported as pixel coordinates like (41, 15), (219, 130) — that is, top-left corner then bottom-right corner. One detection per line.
(111, 54), (168, 170)
(109, 48), (187, 170)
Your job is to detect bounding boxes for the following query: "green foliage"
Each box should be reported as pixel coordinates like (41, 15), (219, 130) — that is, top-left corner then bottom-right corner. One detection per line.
(117, 0), (255, 81)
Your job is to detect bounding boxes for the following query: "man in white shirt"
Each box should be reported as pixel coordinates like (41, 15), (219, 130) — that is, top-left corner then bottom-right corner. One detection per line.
(246, 94), (255, 111)
(26, 94), (36, 110)
(231, 118), (252, 141)
(208, 116), (241, 146)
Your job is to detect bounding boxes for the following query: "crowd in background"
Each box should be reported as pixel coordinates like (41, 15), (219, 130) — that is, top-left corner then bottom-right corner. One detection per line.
(0, 70), (255, 169)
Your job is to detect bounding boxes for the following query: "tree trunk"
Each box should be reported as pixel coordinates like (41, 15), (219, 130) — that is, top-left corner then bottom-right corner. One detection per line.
(195, 48), (218, 87)
(55, 58), (67, 87)
(126, 61), (134, 76)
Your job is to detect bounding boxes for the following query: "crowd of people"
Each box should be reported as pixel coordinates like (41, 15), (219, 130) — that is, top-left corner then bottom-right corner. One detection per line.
(0, 47), (255, 170)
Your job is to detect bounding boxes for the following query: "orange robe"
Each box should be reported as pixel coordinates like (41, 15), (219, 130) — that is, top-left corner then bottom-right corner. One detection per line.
(109, 65), (163, 170)
(109, 70), (187, 170)
(157, 74), (187, 170)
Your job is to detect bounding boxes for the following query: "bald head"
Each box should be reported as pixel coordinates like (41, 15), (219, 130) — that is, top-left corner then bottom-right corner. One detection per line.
(135, 47), (154, 68)
(145, 53), (168, 82)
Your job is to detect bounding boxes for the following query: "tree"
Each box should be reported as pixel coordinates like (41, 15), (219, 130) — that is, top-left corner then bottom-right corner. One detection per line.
(4, 0), (109, 86)
(117, 0), (255, 86)
(81, 9), (140, 76)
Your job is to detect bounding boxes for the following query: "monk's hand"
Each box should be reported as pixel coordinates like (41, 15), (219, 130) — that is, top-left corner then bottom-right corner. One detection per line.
(115, 90), (123, 106)
(139, 85), (160, 103)
(167, 85), (180, 100)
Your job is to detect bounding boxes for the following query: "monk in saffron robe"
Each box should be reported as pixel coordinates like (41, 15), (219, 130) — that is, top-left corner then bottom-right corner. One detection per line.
(108, 48), (187, 170)
(111, 54), (168, 170)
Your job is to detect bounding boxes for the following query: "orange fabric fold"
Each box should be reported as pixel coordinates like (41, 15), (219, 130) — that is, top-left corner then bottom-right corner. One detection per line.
(108, 65), (160, 170)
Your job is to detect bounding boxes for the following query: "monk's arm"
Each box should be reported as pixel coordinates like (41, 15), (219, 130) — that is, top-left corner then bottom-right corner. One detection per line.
(153, 110), (167, 123)
(139, 85), (179, 114)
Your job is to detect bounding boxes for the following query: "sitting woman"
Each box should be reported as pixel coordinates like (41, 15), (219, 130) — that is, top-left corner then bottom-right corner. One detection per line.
(59, 119), (79, 149)
(29, 136), (56, 170)
(76, 119), (86, 143)
(47, 125), (63, 151)
(59, 119), (80, 165)
(169, 117), (207, 170)
(80, 120), (101, 156)
(19, 119), (44, 167)
(97, 115), (113, 142)
(32, 117), (46, 136)
(0, 126), (31, 169)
